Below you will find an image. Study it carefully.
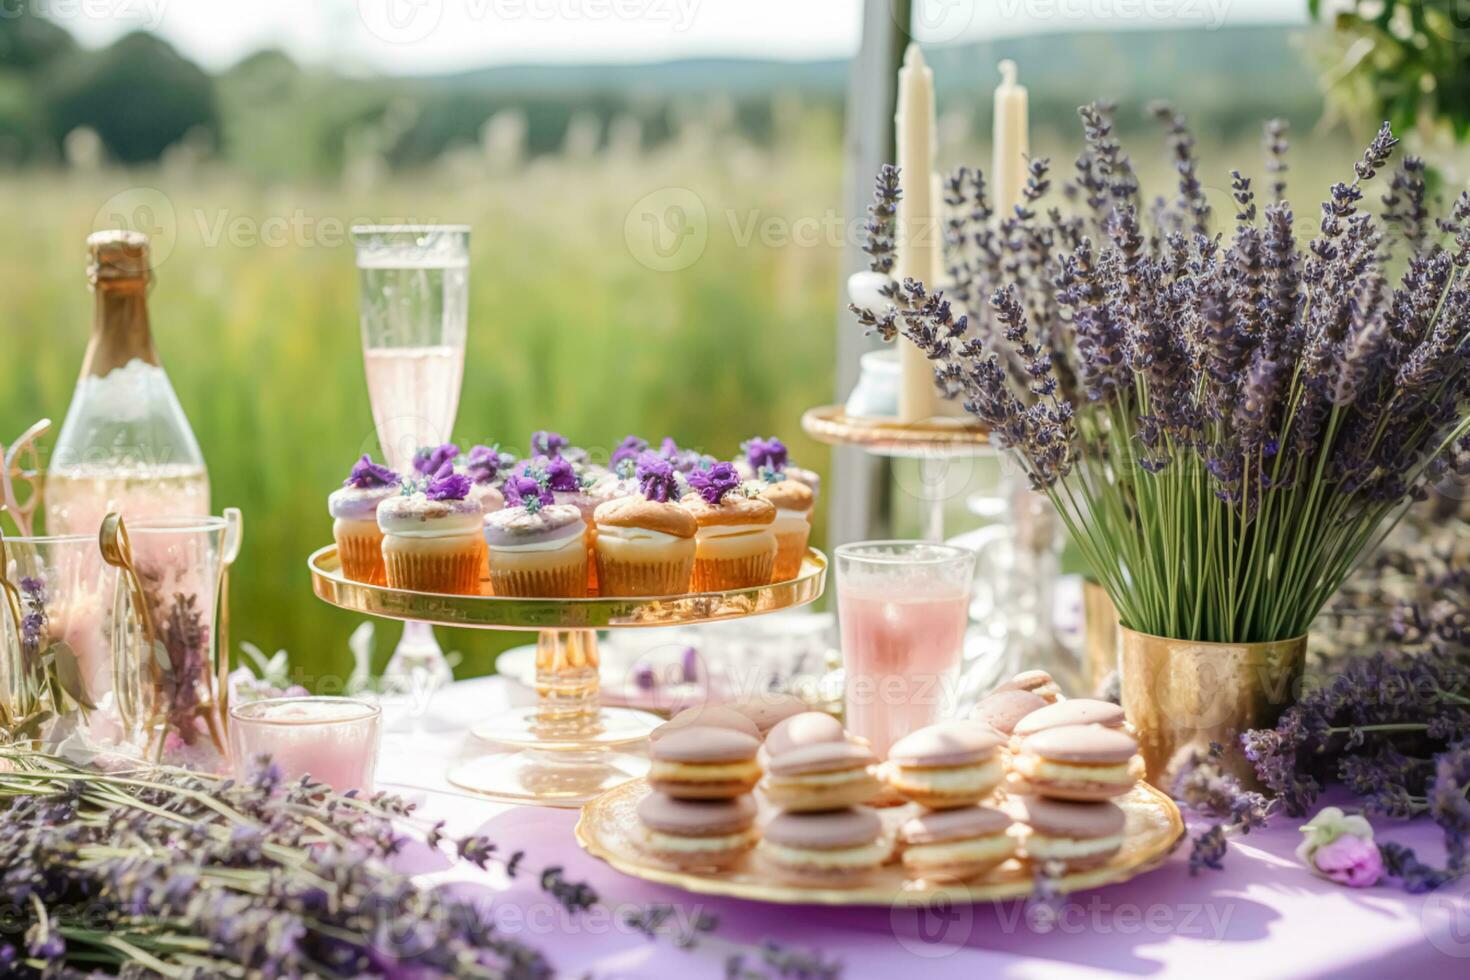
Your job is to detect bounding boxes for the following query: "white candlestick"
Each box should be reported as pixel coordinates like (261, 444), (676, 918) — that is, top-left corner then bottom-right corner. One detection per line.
(992, 60), (1030, 219)
(895, 42), (942, 423)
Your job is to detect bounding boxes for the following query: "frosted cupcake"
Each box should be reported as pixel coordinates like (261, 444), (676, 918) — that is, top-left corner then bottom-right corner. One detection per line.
(738, 436), (820, 511)
(530, 429), (592, 470)
(680, 462), (777, 591)
(329, 455), (400, 585)
(378, 467), (486, 595)
(594, 452), (697, 596)
(484, 475), (589, 597)
(759, 478), (815, 581)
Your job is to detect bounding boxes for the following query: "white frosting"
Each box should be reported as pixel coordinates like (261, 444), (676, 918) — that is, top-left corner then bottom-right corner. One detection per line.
(890, 758), (1004, 794)
(762, 840), (892, 869)
(695, 522), (771, 542)
(595, 524), (684, 546)
(775, 508), (812, 523)
(1025, 833), (1124, 860)
(487, 529), (587, 555)
(1012, 755), (1137, 783)
(765, 768), (871, 789)
(378, 504), (482, 538)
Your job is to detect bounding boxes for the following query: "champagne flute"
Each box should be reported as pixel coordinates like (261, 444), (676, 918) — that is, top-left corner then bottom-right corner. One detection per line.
(352, 225), (470, 697)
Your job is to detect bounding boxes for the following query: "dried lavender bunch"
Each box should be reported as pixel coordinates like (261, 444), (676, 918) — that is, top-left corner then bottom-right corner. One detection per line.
(0, 748), (554, 978)
(853, 110), (1470, 643)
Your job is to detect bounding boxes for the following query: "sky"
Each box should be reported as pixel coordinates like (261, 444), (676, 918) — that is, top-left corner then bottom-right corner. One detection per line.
(56, 0), (1308, 73)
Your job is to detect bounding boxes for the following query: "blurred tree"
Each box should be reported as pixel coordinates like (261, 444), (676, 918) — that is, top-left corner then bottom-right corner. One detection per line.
(0, 8), (75, 68)
(1311, 0), (1470, 141)
(0, 10), (74, 162)
(42, 31), (218, 164)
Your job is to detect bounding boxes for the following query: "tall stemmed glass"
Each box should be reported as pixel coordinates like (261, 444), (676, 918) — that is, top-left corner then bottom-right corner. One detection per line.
(352, 225), (469, 695)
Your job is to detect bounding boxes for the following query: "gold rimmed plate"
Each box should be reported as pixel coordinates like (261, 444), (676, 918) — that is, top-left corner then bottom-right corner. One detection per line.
(801, 405), (990, 459)
(308, 546), (827, 631)
(575, 778), (1184, 906)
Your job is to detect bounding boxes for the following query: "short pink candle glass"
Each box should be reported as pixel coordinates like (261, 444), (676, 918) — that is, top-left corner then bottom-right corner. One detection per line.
(836, 541), (975, 757)
(229, 697), (382, 794)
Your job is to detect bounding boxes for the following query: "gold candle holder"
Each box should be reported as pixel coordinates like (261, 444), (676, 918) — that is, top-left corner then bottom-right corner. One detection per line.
(1119, 626), (1306, 789)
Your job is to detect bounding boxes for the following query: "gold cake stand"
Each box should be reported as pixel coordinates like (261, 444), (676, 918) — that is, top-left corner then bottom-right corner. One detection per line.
(801, 405), (990, 542)
(576, 777), (1183, 906)
(309, 545), (827, 807)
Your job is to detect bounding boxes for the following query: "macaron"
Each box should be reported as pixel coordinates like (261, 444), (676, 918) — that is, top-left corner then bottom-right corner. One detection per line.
(648, 727), (762, 800)
(760, 711), (848, 763)
(650, 704), (760, 743)
(636, 792), (758, 870)
(898, 805), (1017, 881)
(995, 670), (1062, 704)
(761, 740), (883, 813)
(1011, 724), (1144, 801)
(1011, 699), (1126, 740)
(885, 722), (1005, 809)
(1010, 795), (1127, 871)
(758, 807), (892, 886)
(725, 692), (809, 735)
(968, 689), (1047, 735)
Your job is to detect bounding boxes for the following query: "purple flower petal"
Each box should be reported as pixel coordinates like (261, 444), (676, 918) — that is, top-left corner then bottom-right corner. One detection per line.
(743, 436), (788, 472)
(424, 470), (472, 501)
(530, 430), (569, 458)
(686, 461), (742, 505)
(412, 443), (461, 476)
(610, 435), (648, 467)
(344, 455), (399, 489)
(634, 451), (679, 502)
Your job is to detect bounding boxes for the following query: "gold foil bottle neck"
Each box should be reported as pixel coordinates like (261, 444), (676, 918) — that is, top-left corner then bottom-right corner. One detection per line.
(87, 229), (152, 285)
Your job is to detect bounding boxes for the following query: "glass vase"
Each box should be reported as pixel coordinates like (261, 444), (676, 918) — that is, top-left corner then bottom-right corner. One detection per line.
(104, 515), (230, 770)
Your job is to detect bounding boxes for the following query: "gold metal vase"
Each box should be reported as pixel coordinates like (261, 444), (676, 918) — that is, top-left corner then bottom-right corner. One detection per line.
(1119, 627), (1307, 789)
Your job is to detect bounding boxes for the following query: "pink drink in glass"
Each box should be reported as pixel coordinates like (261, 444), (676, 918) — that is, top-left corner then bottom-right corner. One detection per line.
(837, 542), (974, 756)
(230, 697), (382, 794)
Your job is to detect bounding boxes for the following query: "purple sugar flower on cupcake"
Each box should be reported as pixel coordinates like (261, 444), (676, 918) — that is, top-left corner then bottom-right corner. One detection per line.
(530, 430), (570, 458)
(542, 456), (584, 493)
(744, 436), (788, 474)
(466, 444), (515, 485)
(686, 461), (743, 505)
(413, 443), (461, 476)
(344, 455), (399, 489)
(635, 451), (681, 502)
(504, 474), (555, 512)
(611, 435), (648, 468)
(425, 464), (472, 501)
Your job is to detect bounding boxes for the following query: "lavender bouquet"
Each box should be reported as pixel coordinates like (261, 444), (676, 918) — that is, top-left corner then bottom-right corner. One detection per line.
(853, 106), (1470, 643)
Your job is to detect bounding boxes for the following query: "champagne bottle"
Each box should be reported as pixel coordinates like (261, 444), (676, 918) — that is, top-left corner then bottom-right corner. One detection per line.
(45, 231), (210, 536)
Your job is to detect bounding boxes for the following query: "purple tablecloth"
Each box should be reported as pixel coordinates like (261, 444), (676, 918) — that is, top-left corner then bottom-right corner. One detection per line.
(384, 677), (1470, 979)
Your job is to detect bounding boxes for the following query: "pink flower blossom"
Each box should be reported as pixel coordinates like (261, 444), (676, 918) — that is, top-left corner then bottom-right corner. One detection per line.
(1310, 834), (1384, 888)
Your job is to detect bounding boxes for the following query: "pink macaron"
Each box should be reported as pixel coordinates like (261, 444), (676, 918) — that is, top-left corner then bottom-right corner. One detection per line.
(969, 688), (1048, 735)
(1010, 794), (1127, 871)
(1012, 724), (1144, 801)
(636, 791), (759, 870)
(758, 807), (891, 886)
(885, 721), (1006, 809)
(761, 740), (883, 813)
(898, 805), (1016, 881)
(648, 727), (762, 800)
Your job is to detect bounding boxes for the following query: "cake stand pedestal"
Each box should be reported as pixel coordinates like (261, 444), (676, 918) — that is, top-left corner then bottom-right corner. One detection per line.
(309, 546), (827, 807)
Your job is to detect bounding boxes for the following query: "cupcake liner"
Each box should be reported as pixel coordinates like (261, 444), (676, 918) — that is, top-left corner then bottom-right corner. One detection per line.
(490, 552), (589, 598)
(596, 553), (695, 597)
(336, 527), (387, 585)
(692, 548), (775, 592)
(772, 526), (811, 582)
(383, 541), (484, 595)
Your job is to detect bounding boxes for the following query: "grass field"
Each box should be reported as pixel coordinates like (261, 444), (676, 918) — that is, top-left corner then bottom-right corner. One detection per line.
(0, 108), (1355, 688)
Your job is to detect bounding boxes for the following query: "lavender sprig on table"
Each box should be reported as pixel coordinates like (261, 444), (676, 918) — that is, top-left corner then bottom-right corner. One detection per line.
(0, 748), (550, 978)
(852, 108), (1470, 643)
